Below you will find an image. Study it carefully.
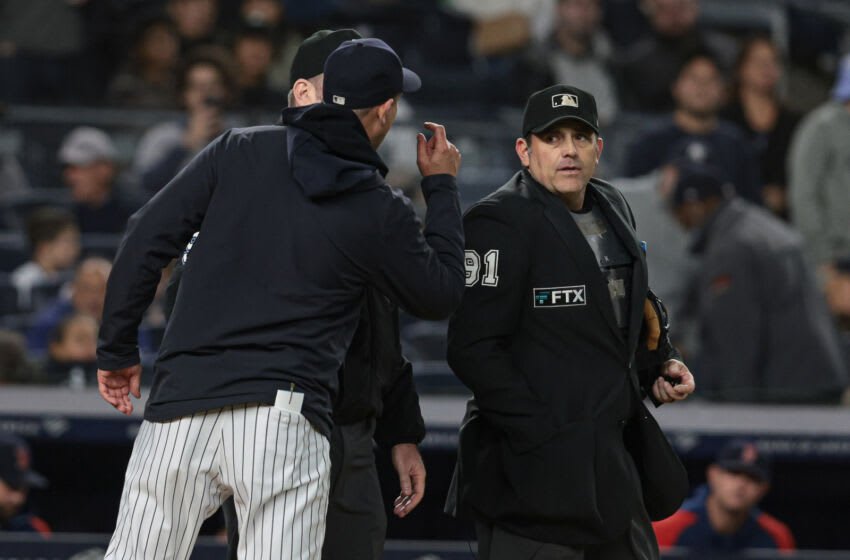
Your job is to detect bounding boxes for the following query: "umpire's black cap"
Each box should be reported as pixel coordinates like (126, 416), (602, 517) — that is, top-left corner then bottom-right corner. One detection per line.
(522, 84), (600, 137)
(0, 434), (47, 490)
(323, 38), (421, 109)
(289, 29), (362, 84)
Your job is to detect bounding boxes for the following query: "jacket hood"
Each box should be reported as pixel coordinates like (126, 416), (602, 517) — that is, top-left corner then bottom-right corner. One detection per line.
(280, 104), (388, 199)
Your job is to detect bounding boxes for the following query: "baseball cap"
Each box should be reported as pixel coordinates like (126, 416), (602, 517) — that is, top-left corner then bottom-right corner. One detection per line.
(831, 53), (850, 102)
(714, 440), (771, 483)
(58, 127), (117, 167)
(289, 28), (362, 84)
(323, 38), (421, 110)
(671, 161), (734, 207)
(0, 434), (47, 490)
(522, 84), (600, 138)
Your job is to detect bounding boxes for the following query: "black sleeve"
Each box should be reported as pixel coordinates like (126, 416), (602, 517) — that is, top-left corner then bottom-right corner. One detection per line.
(374, 356), (426, 449)
(96, 134), (224, 370)
(373, 174), (465, 321)
(446, 208), (560, 454)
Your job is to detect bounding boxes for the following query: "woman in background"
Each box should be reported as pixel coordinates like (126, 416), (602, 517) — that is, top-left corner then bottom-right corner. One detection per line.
(723, 35), (800, 219)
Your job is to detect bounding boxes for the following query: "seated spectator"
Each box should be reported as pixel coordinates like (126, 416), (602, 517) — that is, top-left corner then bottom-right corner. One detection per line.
(654, 440), (794, 552)
(107, 15), (181, 110)
(167, 0), (228, 54)
(43, 313), (98, 387)
(58, 127), (140, 234)
(616, 0), (737, 113)
(723, 36), (801, 220)
(671, 163), (848, 403)
(789, 54), (850, 322)
(0, 433), (49, 535)
(0, 330), (39, 385)
(624, 51), (762, 204)
(0, 0), (85, 105)
(231, 23), (287, 109)
(237, 0), (302, 93)
(11, 207), (80, 310)
(132, 46), (241, 194)
(539, 0), (618, 125)
(27, 257), (111, 353)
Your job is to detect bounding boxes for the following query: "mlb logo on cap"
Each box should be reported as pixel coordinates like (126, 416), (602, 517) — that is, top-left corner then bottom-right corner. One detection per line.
(332, 95), (346, 106)
(552, 94), (579, 108)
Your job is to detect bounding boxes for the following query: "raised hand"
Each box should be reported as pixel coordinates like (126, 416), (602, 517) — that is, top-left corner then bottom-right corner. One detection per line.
(416, 122), (461, 177)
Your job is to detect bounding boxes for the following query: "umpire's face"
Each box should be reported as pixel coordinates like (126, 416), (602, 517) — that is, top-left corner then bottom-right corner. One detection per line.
(516, 121), (603, 210)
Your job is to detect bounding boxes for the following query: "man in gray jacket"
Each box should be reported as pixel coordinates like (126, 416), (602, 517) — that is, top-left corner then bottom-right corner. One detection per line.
(789, 54), (850, 322)
(672, 163), (848, 403)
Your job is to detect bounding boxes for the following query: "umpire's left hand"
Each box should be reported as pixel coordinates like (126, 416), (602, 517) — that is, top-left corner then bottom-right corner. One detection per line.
(98, 365), (142, 415)
(652, 359), (695, 404)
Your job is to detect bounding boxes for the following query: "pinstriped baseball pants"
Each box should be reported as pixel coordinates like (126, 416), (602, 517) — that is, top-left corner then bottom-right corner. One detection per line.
(105, 404), (330, 560)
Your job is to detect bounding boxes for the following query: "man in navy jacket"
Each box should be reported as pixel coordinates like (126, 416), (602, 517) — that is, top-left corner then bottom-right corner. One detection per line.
(96, 38), (464, 559)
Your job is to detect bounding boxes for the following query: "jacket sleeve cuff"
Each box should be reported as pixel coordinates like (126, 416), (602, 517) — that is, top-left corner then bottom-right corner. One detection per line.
(420, 174), (457, 199)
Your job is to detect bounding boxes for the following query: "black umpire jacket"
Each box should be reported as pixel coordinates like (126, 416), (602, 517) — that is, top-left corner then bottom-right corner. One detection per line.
(447, 170), (678, 547)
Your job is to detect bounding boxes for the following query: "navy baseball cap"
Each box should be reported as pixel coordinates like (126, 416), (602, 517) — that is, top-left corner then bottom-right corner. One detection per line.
(522, 84), (600, 137)
(671, 161), (734, 207)
(0, 434), (47, 490)
(714, 440), (772, 482)
(323, 38), (421, 109)
(289, 29), (362, 84)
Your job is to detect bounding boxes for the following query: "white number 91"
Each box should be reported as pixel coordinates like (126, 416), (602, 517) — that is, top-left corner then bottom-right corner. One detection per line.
(464, 249), (499, 287)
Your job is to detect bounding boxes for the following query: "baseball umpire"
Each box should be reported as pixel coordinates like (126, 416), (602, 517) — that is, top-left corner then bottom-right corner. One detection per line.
(96, 38), (464, 559)
(446, 84), (695, 559)
(165, 30), (430, 560)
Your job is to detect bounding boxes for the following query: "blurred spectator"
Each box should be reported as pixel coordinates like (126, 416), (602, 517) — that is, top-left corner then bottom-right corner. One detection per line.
(616, 0), (737, 113)
(106, 15), (181, 110)
(671, 164), (848, 403)
(167, 0), (227, 54)
(789, 54), (850, 321)
(11, 208), (80, 310)
(0, 433), (49, 534)
(0, 0), (86, 105)
(238, 0), (302, 93)
(654, 440), (794, 552)
(448, 0), (554, 56)
(232, 24), (287, 109)
(27, 257), (111, 353)
(0, 330), (38, 385)
(723, 36), (801, 220)
(624, 51), (762, 204)
(539, 0), (618, 125)
(616, 169), (698, 342)
(132, 46), (241, 194)
(58, 127), (139, 234)
(43, 313), (98, 387)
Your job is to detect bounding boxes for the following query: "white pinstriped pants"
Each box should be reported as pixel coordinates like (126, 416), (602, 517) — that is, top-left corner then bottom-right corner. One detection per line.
(105, 404), (330, 560)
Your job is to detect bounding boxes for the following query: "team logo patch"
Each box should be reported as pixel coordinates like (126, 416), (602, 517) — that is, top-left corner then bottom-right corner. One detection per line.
(332, 95), (346, 106)
(552, 94), (579, 108)
(533, 285), (586, 307)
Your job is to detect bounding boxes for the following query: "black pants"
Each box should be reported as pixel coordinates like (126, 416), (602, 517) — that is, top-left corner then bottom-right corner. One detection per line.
(476, 510), (659, 560)
(223, 418), (385, 560)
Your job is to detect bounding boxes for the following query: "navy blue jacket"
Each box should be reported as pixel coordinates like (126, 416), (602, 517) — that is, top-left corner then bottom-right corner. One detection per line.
(96, 104), (465, 437)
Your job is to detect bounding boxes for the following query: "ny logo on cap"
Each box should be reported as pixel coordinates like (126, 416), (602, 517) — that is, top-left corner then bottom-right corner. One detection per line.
(552, 94), (579, 108)
(332, 95), (346, 106)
